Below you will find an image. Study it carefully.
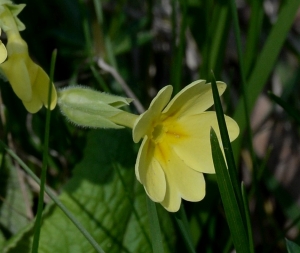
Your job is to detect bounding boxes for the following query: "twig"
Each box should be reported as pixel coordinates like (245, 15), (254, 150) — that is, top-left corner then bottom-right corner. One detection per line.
(97, 58), (145, 114)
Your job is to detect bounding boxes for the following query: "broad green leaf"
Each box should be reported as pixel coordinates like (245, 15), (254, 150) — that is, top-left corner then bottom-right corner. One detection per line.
(286, 238), (300, 253)
(3, 224), (34, 253)
(0, 155), (32, 235)
(6, 129), (176, 253)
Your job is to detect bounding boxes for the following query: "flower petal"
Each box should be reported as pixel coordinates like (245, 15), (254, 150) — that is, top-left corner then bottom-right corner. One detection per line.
(132, 85), (173, 143)
(162, 80), (226, 118)
(132, 110), (154, 143)
(148, 85), (173, 114)
(22, 95), (42, 113)
(135, 136), (166, 202)
(160, 174), (181, 212)
(135, 136), (148, 181)
(169, 112), (239, 174)
(159, 146), (206, 212)
(34, 65), (57, 110)
(0, 42), (7, 64)
(1, 56), (32, 101)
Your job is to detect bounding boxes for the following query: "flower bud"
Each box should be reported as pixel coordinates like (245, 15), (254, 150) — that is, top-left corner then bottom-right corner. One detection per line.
(58, 86), (137, 129)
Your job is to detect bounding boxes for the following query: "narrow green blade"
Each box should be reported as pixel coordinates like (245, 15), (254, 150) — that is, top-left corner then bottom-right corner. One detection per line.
(286, 238), (300, 253)
(210, 128), (249, 253)
(268, 91), (300, 125)
(210, 73), (243, 217)
(232, 0), (300, 159)
(174, 205), (196, 253)
(147, 198), (164, 253)
(241, 183), (254, 253)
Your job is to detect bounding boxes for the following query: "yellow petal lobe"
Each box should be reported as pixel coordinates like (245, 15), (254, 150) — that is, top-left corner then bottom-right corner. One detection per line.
(34, 66), (57, 110)
(0, 42), (7, 63)
(169, 112), (239, 174)
(22, 94), (42, 113)
(1, 55), (32, 101)
(133, 85), (173, 143)
(160, 147), (206, 212)
(135, 136), (166, 202)
(163, 80), (226, 118)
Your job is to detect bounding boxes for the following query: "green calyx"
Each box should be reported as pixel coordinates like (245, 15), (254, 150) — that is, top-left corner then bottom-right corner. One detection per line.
(58, 86), (138, 129)
(0, 1), (26, 32)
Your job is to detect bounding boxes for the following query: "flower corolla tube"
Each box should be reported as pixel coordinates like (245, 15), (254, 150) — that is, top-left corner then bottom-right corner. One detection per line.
(132, 80), (239, 212)
(0, 1), (57, 113)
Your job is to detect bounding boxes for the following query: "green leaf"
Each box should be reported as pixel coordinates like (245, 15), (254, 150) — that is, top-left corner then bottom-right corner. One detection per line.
(4, 223), (34, 253)
(174, 205), (196, 253)
(241, 183), (254, 253)
(113, 32), (154, 56)
(7, 130), (176, 253)
(210, 74), (244, 218)
(0, 228), (6, 249)
(268, 91), (300, 125)
(232, 0), (300, 159)
(147, 199), (164, 253)
(0, 155), (32, 235)
(244, 0), (264, 76)
(286, 238), (300, 253)
(210, 128), (249, 253)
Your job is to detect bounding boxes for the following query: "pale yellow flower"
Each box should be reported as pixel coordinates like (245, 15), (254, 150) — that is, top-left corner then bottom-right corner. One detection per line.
(0, 36), (57, 113)
(57, 79), (239, 212)
(132, 80), (239, 212)
(0, 28), (7, 63)
(0, 2), (57, 113)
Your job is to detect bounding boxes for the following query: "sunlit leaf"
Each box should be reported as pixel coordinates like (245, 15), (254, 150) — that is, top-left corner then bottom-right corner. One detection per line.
(5, 130), (176, 253)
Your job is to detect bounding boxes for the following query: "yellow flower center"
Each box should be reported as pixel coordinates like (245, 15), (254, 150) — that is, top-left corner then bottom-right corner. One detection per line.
(151, 123), (166, 143)
(148, 116), (189, 165)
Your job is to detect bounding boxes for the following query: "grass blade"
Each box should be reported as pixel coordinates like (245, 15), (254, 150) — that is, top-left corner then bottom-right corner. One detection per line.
(244, 0), (264, 77)
(229, 0), (257, 170)
(147, 197), (164, 253)
(232, 0), (300, 159)
(241, 183), (254, 253)
(210, 73), (244, 218)
(174, 205), (196, 253)
(210, 128), (249, 253)
(171, 0), (187, 94)
(268, 91), (300, 125)
(31, 50), (57, 253)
